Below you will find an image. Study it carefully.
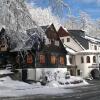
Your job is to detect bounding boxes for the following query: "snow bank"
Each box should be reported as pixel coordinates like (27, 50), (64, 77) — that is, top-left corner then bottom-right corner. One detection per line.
(0, 68), (88, 97)
(0, 76), (73, 97)
(39, 68), (88, 88)
(0, 70), (13, 75)
(47, 76), (89, 88)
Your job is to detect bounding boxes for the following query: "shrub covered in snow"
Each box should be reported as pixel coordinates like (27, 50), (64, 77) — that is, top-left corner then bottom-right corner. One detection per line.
(38, 69), (88, 87)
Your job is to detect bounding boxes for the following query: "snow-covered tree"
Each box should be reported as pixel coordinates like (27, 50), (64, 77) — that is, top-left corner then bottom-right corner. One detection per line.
(27, 0), (71, 17)
(0, 0), (45, 51)
(64, 16), (81, 30)
(79, 11), (94, 33)
(27, 4), (61, 29)
(48, 0), (71, 17)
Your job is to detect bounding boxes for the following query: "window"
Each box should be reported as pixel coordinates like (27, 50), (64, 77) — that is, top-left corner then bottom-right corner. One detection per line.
(61, 39), (64, 43)
(77, 70), (80, 76)
(69, 57), (72, 64)
(27, 54), (33, 64)
(94, 45), (97, 50)
(51, 39), (55, 44)
(40, 54), (45, 64)
(60, 56), (65, 65)
(55, 41), (59, 46)
(86, 56), (90, 63)
(93, 56), (96, 63)
(51, 55), (56, 64)
(67, 38), (70, 42)
(70, 70), (73, 76)
(81, 56), (84, 63)
(16, 55), (20, 64)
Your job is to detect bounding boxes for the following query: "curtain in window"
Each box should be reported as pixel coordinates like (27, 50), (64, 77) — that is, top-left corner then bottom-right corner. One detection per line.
(60, 56), (64, 65)
(40, 55), (45, 64)
(51, 55), (56, 64)
(27, 54), (33, 64)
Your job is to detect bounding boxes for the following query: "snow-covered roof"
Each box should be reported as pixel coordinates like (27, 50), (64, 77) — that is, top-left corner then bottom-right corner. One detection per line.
(76, 50), (100, 55)
(85, 35), (100, 43)
(63, 44), (76, 55)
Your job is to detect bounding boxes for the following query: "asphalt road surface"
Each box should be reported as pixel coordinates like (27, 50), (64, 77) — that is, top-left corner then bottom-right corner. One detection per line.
(1, 80), (100, 100)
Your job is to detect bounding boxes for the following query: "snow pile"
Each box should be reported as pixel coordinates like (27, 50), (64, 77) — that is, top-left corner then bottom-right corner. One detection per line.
(0, 76), (73, 97)
(0, 69), (13, 75)
(39, 69), (88, 87)
(47, 76), (88, 88)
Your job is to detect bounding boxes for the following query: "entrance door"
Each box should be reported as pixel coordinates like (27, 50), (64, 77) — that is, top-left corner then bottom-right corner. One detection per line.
(22, 69), (27, 82)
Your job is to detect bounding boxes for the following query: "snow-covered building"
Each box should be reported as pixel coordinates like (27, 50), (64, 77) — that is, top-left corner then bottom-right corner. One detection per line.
(58, 27), (100, 79)
(0, 24), (67, 82)
(32, 24), (67, 81)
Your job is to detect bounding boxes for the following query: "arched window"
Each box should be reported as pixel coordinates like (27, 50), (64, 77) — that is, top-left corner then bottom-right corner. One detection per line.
(86, 56), (90, 63)
(93, 56), (96, 63)
(81, 56), (84, 63)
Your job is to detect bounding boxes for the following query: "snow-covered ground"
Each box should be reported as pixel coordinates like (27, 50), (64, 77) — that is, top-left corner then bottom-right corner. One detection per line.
(0, 76), (88, 97)
(47, 76), (89, 88)
(0, 77), (73, 97)
(0, 69), (13, 75)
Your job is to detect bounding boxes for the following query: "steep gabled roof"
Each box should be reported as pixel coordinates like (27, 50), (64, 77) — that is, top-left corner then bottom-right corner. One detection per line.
(26, 24), (67, 54)
(57, 27), (85, 50)
(68, 30), (85, 37)
(44, 24), (59, 40)
(58, 26), (69, 37)
(68, 30), (89, 50)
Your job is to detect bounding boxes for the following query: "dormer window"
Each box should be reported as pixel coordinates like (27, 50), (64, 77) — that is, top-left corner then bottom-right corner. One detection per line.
(55, 41), (59, 46)
(67, 38), (70, 42)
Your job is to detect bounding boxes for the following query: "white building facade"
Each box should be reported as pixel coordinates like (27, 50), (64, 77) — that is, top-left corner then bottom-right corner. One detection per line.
(58, 27), (100, 79)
